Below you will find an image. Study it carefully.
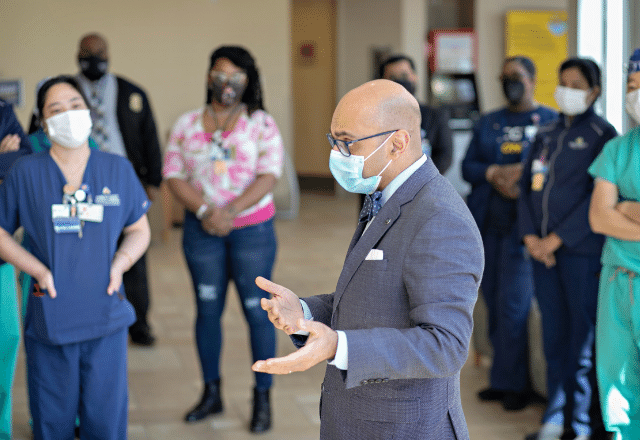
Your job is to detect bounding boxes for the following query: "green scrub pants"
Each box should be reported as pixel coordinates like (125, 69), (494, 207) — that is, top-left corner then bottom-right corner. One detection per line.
(0, 263), (20, 440)
(597, 265), (640, 440)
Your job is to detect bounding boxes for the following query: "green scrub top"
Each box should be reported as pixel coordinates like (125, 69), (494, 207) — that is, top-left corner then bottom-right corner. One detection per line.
(589, 127), (640, 273)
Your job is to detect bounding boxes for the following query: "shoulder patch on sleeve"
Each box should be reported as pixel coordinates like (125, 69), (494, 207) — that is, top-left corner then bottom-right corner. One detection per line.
(129, 93), (143, 113)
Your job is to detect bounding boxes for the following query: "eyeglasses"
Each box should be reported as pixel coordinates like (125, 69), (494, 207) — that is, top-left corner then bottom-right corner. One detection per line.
(210, 71), (248, 87)
(326, 130), (397, 157)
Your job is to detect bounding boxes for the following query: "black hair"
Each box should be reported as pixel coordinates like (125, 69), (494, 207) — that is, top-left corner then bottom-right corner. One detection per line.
(378, 54), (416, 79)
(207, 46), (264, 114)
(559, 57), (602, 95)
(504, 56), (536, 79)
(36, 75), (89, 126)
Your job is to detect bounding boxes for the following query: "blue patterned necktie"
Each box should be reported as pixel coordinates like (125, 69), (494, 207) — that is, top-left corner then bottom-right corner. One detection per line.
(359, 191), (383, 223)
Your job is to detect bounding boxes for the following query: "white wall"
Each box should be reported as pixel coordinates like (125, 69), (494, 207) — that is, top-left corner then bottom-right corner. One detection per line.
(475, 0), (569, 112)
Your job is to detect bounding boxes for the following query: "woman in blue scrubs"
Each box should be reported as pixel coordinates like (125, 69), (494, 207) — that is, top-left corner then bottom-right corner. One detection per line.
(519, 59), (617, 440)
(0, 75), (151, 440)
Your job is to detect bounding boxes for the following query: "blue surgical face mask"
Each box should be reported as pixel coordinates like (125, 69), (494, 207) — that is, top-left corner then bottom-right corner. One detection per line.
(329, 132), (395, 194)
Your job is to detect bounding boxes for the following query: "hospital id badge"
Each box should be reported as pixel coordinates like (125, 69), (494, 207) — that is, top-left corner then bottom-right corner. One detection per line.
(531, 159), (548, 191)
(77, 203), (104, 222)
(53, 217), (81, 233)
(51, 204), (71, 219)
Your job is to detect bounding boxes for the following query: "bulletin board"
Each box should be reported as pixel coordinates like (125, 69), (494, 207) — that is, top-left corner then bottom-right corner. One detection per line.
(428, 29), (477, 74)
(505, 10), (568, 110)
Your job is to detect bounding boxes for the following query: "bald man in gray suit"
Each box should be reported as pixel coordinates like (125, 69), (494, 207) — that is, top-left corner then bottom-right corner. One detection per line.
(253, 80), (484, 440)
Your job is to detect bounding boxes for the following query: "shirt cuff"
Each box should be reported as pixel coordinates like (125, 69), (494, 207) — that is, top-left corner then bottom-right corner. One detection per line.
(294, 299), (312, 336)
(327, 330), (348, 370)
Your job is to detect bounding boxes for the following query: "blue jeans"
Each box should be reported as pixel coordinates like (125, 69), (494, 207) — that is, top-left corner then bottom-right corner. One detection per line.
(183, 213), (277, 390)
(481, 227), (534, 393)
(532, 249), (602, 436)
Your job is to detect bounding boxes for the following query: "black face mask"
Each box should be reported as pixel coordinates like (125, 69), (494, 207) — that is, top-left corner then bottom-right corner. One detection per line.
(79, 55), (108, 81)
(390, 77), (416, 96)
(208, 81), (247, 107)
(502, 79), (525, 105)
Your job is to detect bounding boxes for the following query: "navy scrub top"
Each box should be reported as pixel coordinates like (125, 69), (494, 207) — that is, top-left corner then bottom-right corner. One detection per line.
(0, 150), (149, 345)
(462, 106), (558, 232)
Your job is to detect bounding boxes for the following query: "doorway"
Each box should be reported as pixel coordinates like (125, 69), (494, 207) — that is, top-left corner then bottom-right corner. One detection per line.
(291, 0), (337, 193)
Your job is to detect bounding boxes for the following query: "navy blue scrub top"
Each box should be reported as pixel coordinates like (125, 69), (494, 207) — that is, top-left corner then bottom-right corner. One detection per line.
(0, 150), (149, 345)
(463, 106), (558, 232)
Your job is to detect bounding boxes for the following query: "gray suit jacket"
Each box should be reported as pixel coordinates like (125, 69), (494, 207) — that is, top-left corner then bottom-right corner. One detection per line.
(300, 159), (484, 440)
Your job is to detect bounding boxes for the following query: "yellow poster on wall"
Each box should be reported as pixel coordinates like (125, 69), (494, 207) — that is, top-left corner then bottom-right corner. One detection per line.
(505, 10), (568, 110)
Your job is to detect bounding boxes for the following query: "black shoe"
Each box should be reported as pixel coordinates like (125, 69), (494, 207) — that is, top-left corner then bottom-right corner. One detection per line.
(130, 328), (156, 347)
(478, 387), (505, 401)
(184, 380), (223, 422)
(249, 387), (271, 433)
(502, 391), (529, 411)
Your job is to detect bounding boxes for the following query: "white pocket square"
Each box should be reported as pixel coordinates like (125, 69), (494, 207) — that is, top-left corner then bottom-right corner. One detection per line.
(365, 249), (384, 260)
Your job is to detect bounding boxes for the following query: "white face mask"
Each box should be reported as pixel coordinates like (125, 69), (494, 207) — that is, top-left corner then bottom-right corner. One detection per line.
(625, 89), (640, 124)
(554, 85), (591, 116)
(45, 109), (92, 149)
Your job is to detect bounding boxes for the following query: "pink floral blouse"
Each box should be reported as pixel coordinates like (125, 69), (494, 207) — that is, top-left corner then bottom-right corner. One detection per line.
(163, 108), (284, 228)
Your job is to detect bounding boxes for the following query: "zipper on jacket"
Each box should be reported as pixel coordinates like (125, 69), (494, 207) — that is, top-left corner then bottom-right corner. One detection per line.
(541, 127), (569, 236)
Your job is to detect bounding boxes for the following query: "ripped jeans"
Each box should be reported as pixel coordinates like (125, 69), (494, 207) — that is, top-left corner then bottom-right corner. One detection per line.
(183, 212), (277, 390)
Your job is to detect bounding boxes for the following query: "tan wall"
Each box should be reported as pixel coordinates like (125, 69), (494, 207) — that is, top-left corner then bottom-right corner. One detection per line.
(1, 0), (292, 155)
(475, 0), (569, 112)
(336, 0), (401, 100)
(1, 0), (291, 236)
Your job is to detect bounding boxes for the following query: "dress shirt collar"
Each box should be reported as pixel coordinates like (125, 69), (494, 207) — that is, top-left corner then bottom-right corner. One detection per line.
(380, 154), (427, 206)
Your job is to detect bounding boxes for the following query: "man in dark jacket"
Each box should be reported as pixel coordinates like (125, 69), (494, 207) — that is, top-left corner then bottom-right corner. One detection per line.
(75, 33), (162, 346)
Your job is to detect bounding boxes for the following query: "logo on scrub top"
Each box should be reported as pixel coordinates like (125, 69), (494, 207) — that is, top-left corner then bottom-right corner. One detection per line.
(500, 142), (523, 154)
(568, 137), (588, 150)
(95, 186), (121, 206)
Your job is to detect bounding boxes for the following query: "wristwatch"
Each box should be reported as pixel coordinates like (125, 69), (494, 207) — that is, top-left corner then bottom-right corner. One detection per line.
(195, 204), (208, 220)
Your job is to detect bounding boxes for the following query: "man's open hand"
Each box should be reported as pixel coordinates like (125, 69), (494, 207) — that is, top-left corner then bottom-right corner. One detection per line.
(252, 318), (338, 374)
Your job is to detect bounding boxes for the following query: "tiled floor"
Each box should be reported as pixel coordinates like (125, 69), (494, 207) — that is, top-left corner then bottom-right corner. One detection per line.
(11, 192), (545, 439)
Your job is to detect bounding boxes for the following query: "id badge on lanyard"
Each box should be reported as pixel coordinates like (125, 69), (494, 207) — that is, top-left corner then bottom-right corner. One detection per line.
(531, 150), (549, 192)
(52, 183), (104, 237)
(209, 130), (231, 189)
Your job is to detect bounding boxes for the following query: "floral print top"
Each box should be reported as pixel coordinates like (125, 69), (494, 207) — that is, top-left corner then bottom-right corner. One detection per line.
(163, 108), (284, 228)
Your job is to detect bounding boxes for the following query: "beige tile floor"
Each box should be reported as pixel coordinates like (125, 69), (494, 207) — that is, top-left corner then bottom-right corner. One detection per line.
(11, 192), (544, 439)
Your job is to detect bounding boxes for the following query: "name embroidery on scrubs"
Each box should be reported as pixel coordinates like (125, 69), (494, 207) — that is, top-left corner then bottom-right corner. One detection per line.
(498, 122), (539, 156)
(95, 186), (121, 206)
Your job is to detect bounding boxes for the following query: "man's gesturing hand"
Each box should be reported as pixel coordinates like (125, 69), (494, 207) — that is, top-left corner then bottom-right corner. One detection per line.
(256, 276), (304, 335)
(252, 318), (338, 375)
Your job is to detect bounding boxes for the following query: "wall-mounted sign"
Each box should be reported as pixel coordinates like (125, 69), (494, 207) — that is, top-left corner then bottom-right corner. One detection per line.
(297, 41), (317, 66)
(0, 80), (22, 107)
(505, 10), (568, 110)
(428, 29), (477, 74)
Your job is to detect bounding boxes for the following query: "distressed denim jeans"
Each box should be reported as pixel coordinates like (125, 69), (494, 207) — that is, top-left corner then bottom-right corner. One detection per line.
(183, 212), (277, 390)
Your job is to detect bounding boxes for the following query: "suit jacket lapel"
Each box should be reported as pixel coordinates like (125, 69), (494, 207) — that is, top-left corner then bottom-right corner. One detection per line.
(333, 161), (436, 312)
(346, 221), (366, 256)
